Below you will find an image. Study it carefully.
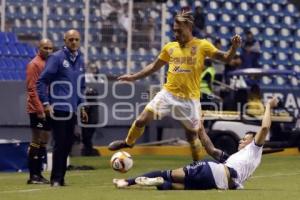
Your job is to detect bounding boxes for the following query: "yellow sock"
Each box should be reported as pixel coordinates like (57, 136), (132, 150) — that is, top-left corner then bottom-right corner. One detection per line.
(125, 121), (145, 146)
(189, 138), (203, 161)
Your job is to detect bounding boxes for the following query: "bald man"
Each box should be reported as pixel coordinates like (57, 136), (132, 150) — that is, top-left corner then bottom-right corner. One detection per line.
(26, 39), (53, 184)
(37, 30), (87, 187)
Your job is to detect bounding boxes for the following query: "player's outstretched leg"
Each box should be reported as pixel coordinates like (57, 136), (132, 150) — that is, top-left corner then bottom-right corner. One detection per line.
(108, 121), (145, 151)
(108, 121), (143, 150)
(135, 177), (164, 186)
(108, 109), (154, 151)
(186, 129), (203, 161)
(113, 177), (164, 188)
(113, 170), (173, 189)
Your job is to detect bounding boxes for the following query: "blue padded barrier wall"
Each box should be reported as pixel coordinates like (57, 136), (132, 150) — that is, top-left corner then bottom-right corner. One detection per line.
(0, 141), (29, 172)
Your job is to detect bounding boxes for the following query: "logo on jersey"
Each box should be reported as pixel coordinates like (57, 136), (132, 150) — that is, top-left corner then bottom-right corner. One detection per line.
(173, 66), (192, 73)
(63, 60), (70, 68)
(171, 57), (196, 66)
(190, 46), (197, 56)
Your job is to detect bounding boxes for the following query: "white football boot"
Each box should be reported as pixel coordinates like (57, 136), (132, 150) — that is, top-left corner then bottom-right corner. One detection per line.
(113, 179), (129, 188)
(135, 177), (164, 186)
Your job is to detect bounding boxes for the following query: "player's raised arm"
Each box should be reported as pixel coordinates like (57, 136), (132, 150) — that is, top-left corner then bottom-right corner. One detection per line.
(212, 34), (242, 63)
(198, 120), (229, 162)
(117, 59), (167, 82)
(254, 97), (279, 146)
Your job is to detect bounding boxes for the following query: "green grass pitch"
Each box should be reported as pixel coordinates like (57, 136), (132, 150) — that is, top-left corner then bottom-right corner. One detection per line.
(0, 155), (300, 200)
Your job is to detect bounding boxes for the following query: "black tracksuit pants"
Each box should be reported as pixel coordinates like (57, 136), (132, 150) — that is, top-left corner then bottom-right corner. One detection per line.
(82, 127), (95, 149)
(50, 110), (76, 184)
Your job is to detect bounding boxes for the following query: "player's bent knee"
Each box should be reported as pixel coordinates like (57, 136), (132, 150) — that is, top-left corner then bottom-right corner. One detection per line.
(185, 130), (198, 142)
(170, 168), (185, 182)
(135, 118), (147, 127)
(136, 111), (153, 127)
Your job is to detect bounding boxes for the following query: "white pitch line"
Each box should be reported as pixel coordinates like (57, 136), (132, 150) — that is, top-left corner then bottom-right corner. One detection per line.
(0, 188), (52, 194)
(0, 172), (98, 180)
(0, 183), (114, 194)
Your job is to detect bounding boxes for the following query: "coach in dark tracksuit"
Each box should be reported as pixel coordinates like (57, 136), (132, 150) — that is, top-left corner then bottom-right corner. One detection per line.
(37, 29), (88, 187)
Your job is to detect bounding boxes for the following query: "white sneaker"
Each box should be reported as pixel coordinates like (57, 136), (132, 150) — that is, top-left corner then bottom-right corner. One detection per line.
(135, 177), (164, 186)
(113, 179), (129, 188)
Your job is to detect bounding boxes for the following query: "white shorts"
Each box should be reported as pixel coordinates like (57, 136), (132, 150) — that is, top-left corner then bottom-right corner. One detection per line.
(208, 162), (228, 190)
(145, 89), (201, 131)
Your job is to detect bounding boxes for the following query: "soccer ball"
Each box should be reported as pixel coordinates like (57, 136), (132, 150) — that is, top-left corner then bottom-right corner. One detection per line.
(110, 151), (133, 173)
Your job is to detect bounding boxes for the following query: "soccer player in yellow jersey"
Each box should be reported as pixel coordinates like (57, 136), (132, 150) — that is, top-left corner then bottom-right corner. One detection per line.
(108, 11), (241, 161)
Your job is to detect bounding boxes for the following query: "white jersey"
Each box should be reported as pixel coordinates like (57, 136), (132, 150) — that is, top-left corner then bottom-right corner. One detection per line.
(225, 141), (263, 189)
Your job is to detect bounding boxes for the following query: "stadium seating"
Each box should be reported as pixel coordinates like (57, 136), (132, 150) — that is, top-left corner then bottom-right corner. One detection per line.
(2, 0), (164, 82)
(166, 0), (300, 73)
(1, 0), (299, 82)
(0, 31), (36, 81)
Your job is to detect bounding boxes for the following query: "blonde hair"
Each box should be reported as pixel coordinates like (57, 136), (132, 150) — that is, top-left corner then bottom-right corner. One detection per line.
(175, 10), (194, 26)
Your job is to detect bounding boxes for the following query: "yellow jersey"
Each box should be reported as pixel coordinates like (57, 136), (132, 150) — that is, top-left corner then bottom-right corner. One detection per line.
(159, 38), (218, 99)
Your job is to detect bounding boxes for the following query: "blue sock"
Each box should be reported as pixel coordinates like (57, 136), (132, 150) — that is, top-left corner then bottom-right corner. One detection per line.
(157, 181), (173, 190)
(126, 170), (172, 186)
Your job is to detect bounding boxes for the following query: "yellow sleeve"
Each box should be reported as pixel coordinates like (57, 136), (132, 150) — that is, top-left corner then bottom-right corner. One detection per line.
(158, 43), (170, 62)
(202, 40), (218, 58)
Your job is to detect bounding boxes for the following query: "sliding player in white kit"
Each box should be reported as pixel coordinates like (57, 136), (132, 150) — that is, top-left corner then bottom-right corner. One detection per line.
(113, 97), (279, 190)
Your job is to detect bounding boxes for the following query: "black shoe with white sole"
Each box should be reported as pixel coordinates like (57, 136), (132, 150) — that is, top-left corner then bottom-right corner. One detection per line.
(27, 175), (50, 185)
(108, 140), (133, 151)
